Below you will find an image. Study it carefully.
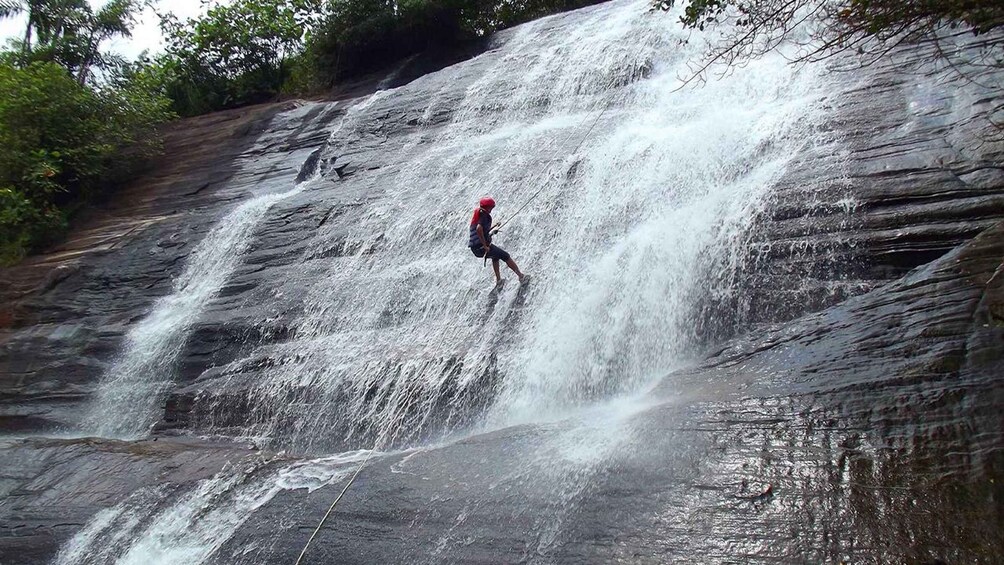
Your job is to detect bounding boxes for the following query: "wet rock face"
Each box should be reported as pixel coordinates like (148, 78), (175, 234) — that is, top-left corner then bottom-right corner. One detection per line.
(0, 437), (264, 565)
(695, 40), (1004, 345)
(0, 101), (344, 433)
(5, 229), (1003, 564)
(165, 41), (1004, 451)
(1, 22), (999, 445)
(216, 222), (1004, 565)
(1, 17), (1003, 565)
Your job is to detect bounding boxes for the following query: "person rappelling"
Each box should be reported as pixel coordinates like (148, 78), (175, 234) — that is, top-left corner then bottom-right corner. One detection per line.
(469, 196), (527, 287)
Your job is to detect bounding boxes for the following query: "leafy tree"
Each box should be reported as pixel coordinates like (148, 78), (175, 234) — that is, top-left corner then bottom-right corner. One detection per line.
(142, 0), (610, 112)
(0, 62), (98, 260)
(1, 0), (87, 65)
(0, 0), (172, 264)
(74, 0), (144, 85)
(0, 0), (36, 53)
(159, 0), (320, 114)
(0, 0), (144, 83)
(306, 0), (405, 84)
(0, 60), (173, 262)
(656, 0), (1004, 83)
(304, 0), (607, 87)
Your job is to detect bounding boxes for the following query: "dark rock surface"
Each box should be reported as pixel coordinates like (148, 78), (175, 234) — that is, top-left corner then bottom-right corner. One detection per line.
(217, 220), (1004, 564)
(160, 36), (1004, 453)
(1, 8), (1003, 565)
(5, 223), (1002, 561)
(0, 101), (344, 433)
(697, 39), (1004, 343)
(0, 437), (267, 565)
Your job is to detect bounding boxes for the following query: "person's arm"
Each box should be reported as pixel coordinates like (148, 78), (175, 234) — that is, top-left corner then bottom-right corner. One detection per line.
(476, 224), (490, 250)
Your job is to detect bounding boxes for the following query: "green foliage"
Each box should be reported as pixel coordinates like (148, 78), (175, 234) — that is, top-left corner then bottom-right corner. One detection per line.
(0, 0), (619, 262)
(0, 0), (22, 19)
(658, 0), (1004, 49)
(654, 0), (725, 31)
(0, 60), (172, 263)
(833, 0), (1004, 38)
(305, 0), (414, 84)
(279, 51), (315, 95)
(2, 0), (144, 84)
(304, 0), (607, 87)
(0, 186), (65, 263)
(158, 0), (318, 115)
(139, 0), (610, 114)
(654, 0), (1004, 89)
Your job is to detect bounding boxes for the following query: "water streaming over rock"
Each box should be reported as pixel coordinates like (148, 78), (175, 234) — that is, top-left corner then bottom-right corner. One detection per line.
(175, 1), (836, 454)
(51, 452), (371, 565)
(82, 96), (388, 439)
(66, 0), (845, 561)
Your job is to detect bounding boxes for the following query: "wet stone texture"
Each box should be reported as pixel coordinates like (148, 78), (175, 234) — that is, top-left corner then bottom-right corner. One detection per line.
(0, 101), (345, 433)
(219, 223), (1003, 564)
(0, 437), (267, 565)
(0, 19), (1003, 565)
(696, 36), (1004, 344)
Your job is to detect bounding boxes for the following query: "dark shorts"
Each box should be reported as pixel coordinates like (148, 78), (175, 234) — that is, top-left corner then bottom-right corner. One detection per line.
(470, 244), (511, 262)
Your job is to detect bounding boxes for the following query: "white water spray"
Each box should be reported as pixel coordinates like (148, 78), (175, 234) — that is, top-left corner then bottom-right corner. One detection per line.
(83, 95), (388, 439)
(51, 452), (372, 565)
(186, 0), (836, 452)
(57, 1), (847, 562)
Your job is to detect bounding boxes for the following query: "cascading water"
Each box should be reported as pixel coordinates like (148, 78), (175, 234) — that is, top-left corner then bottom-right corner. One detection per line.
(82, 95), (387, 439)
(51, 451), (373, 565)
(186, 0), (834, 453)
(64, 0), (842, 562)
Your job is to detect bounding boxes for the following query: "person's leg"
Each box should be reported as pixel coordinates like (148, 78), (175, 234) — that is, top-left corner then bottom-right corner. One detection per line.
(491, 259), (502, 285)
(487, 245), (525, 282)
(504, 257), (525, 281)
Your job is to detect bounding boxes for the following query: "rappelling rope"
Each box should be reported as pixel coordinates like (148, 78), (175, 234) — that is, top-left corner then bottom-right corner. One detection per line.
(294, 446), (379, 565)
(296, 93), (619, 562)
(491, 100), (615, 234)
(480, 102), (612, 268)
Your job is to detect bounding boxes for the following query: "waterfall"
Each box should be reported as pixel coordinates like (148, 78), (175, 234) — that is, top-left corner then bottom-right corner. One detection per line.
(51, 452), (373, 565)
(63, 1), (841, 561)
(83, 1), (835, 449)
(82, 94), (388, 439)
(185, 0), (834, 452)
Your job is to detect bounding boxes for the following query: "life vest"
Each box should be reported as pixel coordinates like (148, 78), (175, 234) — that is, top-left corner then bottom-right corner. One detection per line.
(468, 207), (492, 247)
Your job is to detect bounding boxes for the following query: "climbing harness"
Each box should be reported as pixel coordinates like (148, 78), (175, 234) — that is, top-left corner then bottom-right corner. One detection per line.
(477, 101), (614, 272)
(295, 446), (379, 565)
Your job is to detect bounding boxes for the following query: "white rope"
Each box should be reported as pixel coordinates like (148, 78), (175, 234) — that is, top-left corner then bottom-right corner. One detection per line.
(493, 100), (615, 232)
(294, 448), (378, 565)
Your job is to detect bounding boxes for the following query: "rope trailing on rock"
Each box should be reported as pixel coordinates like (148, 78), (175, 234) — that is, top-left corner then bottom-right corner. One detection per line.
(294, 447), (378, 565)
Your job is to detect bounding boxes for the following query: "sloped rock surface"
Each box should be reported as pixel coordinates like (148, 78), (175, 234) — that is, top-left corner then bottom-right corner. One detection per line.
(0, 13), (1003, 565)
(217, 221), (1004, 564)
(0, 101), (343, 433)
(4, 220), (1001, 562)
(697, 40), (1004, 342)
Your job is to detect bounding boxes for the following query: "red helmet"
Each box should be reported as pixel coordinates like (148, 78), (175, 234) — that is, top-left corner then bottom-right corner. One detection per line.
(479, 196), (495, 209)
